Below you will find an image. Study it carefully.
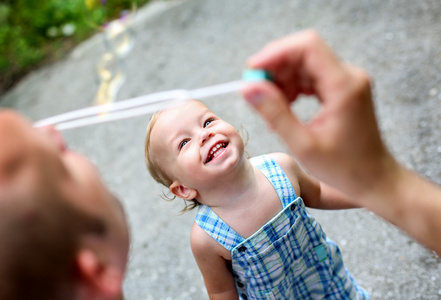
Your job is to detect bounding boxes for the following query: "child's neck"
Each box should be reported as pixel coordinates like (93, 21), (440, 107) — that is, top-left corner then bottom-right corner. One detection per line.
(197, 156), (283, 239)
(196, 157), (259, 210)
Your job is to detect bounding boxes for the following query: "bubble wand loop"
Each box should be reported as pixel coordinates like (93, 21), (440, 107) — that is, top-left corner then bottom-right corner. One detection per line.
(33, 70), (271, 131)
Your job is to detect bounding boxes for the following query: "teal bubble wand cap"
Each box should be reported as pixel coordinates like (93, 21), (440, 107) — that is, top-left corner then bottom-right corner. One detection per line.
(242, 69), (273, 82)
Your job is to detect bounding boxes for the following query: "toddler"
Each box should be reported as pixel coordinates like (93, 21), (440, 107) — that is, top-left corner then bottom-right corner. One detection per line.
(145, 100), (369, 299)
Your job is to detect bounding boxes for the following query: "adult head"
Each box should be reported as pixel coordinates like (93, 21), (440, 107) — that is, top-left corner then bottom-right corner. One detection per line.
(0, 110), (130, 300)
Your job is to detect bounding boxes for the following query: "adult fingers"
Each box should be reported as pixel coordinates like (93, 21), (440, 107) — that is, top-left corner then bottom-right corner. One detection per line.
(247, 30), (347, 103)
(241, 81), (310, 155)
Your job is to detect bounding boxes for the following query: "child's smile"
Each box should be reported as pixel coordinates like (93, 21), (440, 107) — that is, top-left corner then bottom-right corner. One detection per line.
(205, 142), (228, 163)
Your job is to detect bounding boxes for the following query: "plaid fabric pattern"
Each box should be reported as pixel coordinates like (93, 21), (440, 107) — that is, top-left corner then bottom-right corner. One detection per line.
(195, 155), (369, 299)
(195, 205), (244, 250)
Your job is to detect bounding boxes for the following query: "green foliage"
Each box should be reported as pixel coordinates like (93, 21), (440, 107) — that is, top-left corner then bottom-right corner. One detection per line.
(0, 0), (149, 94)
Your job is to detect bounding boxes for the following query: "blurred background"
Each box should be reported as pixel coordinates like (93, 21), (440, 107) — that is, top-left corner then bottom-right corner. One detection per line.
(0, 0), (154, 94)
(1, 0), (441, 299)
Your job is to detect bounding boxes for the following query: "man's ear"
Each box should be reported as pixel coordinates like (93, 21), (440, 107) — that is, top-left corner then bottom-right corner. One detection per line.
(170, 181), (197, 200)
(76, 249), (124, 298)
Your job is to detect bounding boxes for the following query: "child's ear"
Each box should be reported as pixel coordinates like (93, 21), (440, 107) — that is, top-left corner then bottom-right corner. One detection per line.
(170, 181), (197, 200)
(75, 249), (124, 298)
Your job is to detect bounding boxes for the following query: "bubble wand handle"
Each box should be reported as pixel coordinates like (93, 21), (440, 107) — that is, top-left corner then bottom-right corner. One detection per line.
(33, 69), (271, 131)
(34, 89), (189, 130)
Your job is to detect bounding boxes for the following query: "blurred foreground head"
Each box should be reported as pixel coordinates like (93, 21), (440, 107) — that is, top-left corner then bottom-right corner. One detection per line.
(0, 111), (130, 300)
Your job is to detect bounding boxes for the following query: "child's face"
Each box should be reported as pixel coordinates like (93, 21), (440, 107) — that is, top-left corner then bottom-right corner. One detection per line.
(150, 100), (245, 195)
(0, 110), (130, 271)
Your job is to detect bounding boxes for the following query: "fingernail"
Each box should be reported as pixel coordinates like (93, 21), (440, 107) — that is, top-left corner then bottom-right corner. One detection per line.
(245, 89), (265, 106)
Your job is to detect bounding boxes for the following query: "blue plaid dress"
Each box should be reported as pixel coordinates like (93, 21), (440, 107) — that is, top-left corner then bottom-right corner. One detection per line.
(195, 155), (369, 299)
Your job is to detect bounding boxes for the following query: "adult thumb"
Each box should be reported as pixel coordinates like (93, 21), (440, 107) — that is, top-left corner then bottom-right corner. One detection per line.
(242, 81), (305, 151)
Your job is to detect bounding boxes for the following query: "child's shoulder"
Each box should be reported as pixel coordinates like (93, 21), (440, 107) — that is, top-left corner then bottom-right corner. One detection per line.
(264, 152), (298, 170)
(190, 222), (231, 259)
(259, 152), (302, 186)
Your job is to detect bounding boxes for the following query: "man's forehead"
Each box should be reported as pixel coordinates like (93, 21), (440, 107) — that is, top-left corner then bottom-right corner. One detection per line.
(0, 139), (30, 187)
(0, 112), (35, 175)
(0, 166), (47, 211)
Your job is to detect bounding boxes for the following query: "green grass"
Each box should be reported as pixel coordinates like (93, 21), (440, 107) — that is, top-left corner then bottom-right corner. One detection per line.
(0, 0), (150, 94)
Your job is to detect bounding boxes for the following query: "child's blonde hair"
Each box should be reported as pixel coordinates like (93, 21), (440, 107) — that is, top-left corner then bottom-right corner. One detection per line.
(144, 102), (250, 213)
(145, 111), (171, 186)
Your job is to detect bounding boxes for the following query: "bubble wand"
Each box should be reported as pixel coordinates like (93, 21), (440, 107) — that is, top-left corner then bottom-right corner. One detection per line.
(34, 70), (272, 131)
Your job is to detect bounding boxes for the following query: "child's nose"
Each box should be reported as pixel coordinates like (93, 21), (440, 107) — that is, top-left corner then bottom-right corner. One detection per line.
(200, 130), (214, 145)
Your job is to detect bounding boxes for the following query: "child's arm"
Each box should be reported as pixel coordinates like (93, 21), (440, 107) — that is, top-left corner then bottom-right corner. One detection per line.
(190, 222), (239, 300)
(270, 152), (359, 210)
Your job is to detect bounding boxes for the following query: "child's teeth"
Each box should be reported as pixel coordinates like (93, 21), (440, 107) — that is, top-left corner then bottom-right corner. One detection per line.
(207, 143), (225, 162)
(210, 144), (222, 155)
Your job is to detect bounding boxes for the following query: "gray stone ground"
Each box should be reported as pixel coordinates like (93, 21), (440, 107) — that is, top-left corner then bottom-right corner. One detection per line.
(2, 0), (441, 299)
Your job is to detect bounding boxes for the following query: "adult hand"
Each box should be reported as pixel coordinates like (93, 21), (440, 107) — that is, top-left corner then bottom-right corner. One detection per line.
(242, 30), (441, 254)
(242, 30), (390, 203)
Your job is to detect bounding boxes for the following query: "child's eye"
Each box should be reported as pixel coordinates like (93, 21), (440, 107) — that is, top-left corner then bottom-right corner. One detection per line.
(204, 118), (215, 128)
(179, 139), (189, 150)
